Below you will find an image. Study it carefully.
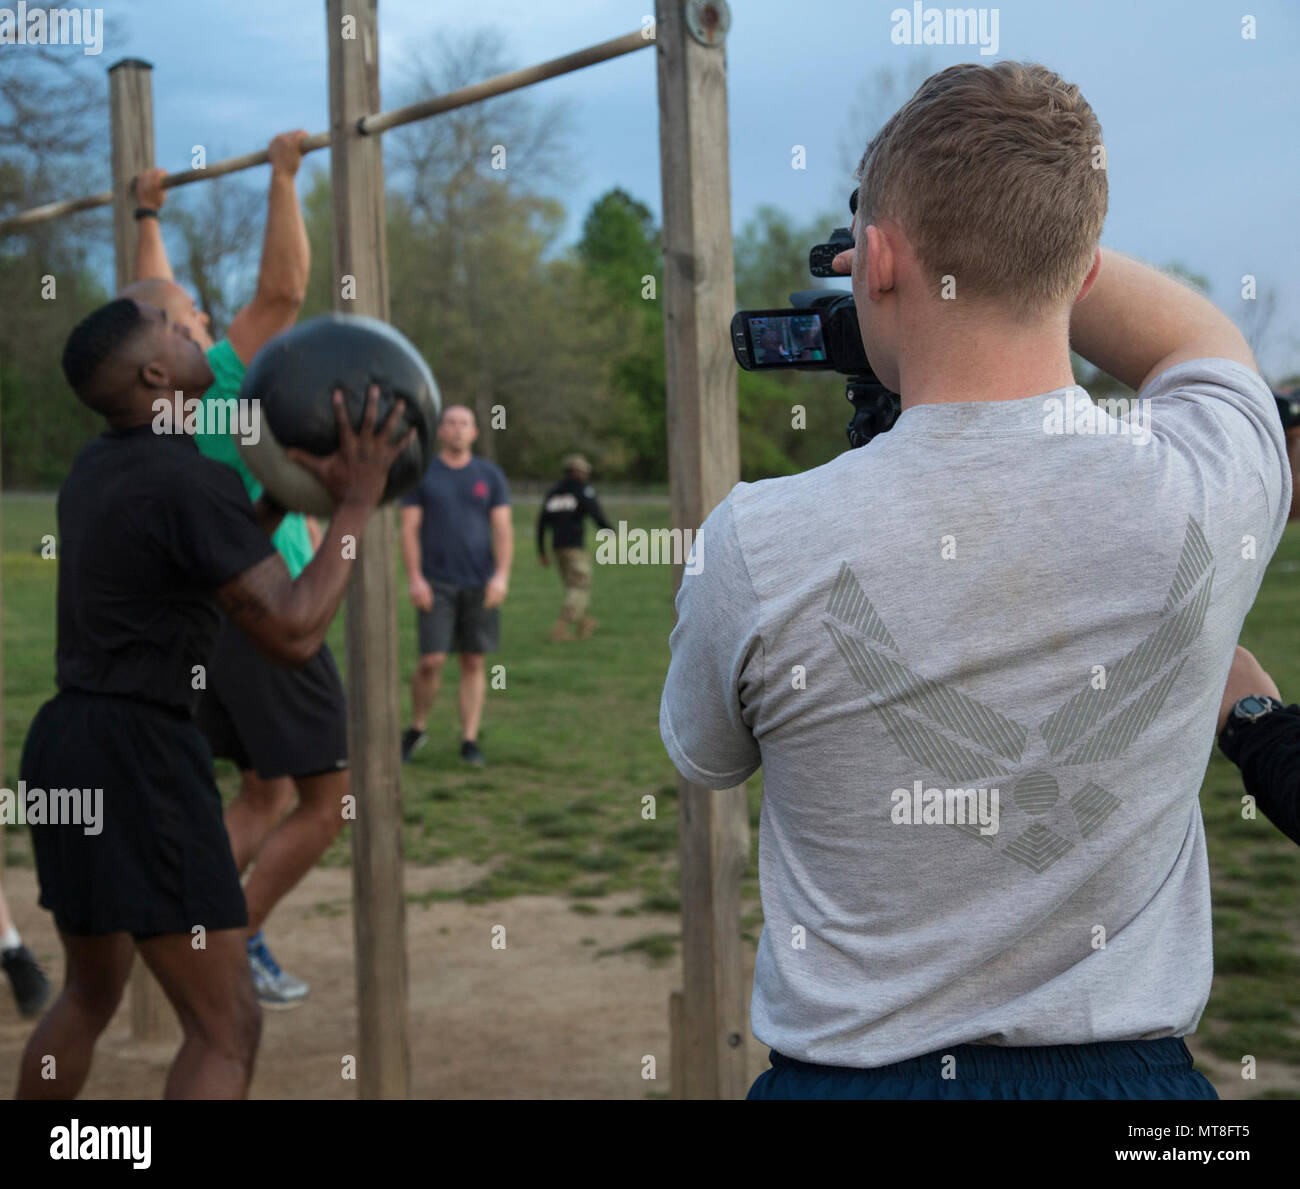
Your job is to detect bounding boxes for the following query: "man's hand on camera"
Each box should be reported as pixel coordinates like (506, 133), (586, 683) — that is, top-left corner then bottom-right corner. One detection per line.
(1218, 645), (1282, 733)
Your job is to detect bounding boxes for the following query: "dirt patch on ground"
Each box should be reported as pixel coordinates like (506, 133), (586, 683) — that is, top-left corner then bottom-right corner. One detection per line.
(0, 863), (765, 1099)
(1, 863), (1289, 1099)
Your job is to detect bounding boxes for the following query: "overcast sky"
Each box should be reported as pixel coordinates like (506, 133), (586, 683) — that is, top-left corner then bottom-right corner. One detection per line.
(67, 0), (1300, 376)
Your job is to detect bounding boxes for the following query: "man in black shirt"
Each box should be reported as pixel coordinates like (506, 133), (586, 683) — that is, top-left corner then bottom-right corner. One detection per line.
(536, 453), (611, 642)
(1217, 645), (1300, 846)
(15, 298), (411, 1100)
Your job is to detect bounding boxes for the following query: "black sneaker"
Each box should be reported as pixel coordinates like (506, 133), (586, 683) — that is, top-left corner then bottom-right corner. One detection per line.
(460, 739), (486, 767)
(2, 944), (53, 1018)
(401, 727), (428, 764)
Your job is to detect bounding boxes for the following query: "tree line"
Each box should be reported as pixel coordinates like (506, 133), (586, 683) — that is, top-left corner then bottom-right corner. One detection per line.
(2, 33), (1289, 492)
(0, 31), (852, 489)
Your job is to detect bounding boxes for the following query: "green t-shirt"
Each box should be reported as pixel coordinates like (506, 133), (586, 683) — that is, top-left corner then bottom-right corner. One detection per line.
(196, 339), (313, 579)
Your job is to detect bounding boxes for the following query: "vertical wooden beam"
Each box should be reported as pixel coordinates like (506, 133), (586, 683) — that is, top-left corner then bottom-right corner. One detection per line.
(109, 60), (155, 293)
(654, 0), (749, 1099)
(0, 376), (5, 888)
(326, 0), (411, 1101)
(109, 57), (174, 1045)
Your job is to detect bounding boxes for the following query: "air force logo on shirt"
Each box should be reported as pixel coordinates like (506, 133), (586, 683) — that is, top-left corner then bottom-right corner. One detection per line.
(545, 493), (579, 513)
(825, 517), (1215, 874)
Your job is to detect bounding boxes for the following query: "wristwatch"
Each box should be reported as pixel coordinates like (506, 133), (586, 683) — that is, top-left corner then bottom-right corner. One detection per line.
(1218, 695), (1285, 766)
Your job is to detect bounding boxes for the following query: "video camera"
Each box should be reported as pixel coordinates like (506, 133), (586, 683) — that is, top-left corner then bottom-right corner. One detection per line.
(731, 193), (1300, 446)
(730, 192), (900, 449)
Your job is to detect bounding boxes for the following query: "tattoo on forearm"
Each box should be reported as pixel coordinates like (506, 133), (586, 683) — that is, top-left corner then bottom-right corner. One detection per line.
(217, 585), (269, 623)
(216, 556), (286, 626)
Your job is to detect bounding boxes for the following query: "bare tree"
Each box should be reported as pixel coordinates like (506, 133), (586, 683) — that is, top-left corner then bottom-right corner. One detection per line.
(0, 43), (105, 202)
(384, 28), (574, 457)
(387, 28), (573, 224)
(838, 57), (937, 180)
(0, 36), (123, 487)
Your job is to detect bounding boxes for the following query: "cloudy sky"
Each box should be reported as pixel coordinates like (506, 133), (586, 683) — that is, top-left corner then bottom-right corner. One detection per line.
(45, 0), (1300, 376)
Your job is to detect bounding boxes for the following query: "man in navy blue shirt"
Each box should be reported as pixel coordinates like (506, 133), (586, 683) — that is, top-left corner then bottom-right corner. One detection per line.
(400, 404), (512, 765)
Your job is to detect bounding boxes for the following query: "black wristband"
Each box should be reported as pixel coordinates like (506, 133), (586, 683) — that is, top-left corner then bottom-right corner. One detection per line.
(1219, 701), (1299, 767)
(134, 207), (160, 221)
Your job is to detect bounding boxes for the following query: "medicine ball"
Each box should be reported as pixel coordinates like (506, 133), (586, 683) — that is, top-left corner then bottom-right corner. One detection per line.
(235, 313), (440, 516)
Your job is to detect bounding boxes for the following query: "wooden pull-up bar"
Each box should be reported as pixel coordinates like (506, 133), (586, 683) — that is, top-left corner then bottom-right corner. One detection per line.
(4, 0), (747, 1101)
(0, 28), (652, 236)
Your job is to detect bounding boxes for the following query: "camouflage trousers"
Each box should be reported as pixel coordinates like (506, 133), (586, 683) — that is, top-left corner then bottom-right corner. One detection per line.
(555, 547), (593, 621)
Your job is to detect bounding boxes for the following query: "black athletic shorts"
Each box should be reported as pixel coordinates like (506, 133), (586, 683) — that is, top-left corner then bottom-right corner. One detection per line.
(21, 690), (247, 939)
(195, 620), (348, 781)
(417, 580), (500, 655)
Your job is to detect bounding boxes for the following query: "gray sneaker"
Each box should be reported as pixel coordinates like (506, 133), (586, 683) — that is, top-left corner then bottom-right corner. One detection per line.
(247, 932), (309, 1010)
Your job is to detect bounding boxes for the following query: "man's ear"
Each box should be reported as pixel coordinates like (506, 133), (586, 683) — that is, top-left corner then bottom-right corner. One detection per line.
(1075, 247), (1103, 304)
(140, 359), (168, 389)
(864, 223), (895, 302)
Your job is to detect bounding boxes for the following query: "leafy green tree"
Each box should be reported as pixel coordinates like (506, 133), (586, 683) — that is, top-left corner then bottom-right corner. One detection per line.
(577, 188), (665, 480)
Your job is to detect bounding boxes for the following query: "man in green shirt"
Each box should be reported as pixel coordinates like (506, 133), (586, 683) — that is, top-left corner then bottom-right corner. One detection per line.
(121, 134), (342, 1009)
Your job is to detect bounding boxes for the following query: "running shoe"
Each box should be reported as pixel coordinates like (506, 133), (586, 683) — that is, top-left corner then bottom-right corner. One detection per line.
(246, 932), (309, 1009)
(460, 739), (486, 767)
(2, 944), (53, 1018)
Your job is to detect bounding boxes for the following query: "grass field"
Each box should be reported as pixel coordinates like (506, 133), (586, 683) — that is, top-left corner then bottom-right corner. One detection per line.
(2, 492), (1298, 1091)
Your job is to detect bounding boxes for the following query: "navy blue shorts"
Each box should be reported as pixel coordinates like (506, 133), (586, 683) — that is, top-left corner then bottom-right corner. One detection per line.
(195, 620), (348, 780)
(747, 1038), (1218, 1100)
(416, 580), (500, 655)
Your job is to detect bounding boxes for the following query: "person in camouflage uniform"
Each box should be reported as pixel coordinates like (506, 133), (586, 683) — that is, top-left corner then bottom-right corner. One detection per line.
(536, 454), (611, 641)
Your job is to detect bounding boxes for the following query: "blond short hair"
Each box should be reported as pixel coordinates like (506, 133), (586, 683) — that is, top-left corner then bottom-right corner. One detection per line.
(856, 62), (1107, 318)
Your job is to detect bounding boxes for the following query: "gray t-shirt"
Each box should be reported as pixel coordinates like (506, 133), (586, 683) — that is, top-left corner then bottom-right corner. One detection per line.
(660, 358), (1290, 1068)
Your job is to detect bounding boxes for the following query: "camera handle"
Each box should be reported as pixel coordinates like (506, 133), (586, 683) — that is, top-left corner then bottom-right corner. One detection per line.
(845, 376), (901, 449)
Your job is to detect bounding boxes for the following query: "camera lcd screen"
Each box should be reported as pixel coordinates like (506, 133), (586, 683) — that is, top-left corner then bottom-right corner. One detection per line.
(747, 313), (827, 366)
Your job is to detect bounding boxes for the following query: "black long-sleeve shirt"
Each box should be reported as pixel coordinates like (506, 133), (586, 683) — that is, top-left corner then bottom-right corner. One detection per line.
(1222, 704), (1300, 846)
(536, 476), (612, 556)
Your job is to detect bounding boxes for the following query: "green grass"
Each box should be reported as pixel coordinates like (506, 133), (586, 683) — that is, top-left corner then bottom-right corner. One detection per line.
(1, 495), (693, 918)
(3, 491), (1299, 1088)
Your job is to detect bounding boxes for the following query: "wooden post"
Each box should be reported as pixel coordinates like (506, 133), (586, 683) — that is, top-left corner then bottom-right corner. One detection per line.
(109, 60), (155, 292)
(0, 375), (5, 882)
(109, 57), (174, 1045)
(655, 0), (749, 1099)
(326, 0), (411, 1100)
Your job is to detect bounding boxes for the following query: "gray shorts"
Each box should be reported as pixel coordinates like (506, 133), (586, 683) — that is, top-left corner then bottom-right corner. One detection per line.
(417, 580), (500, 656)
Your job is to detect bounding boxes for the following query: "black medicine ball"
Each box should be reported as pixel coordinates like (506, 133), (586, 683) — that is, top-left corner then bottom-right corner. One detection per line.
(235, 313), (440, 515)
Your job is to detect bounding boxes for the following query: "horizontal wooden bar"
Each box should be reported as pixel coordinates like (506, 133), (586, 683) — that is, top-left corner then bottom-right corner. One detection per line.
(359, 29), (652, 135)
(0, 28), (653, 237)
